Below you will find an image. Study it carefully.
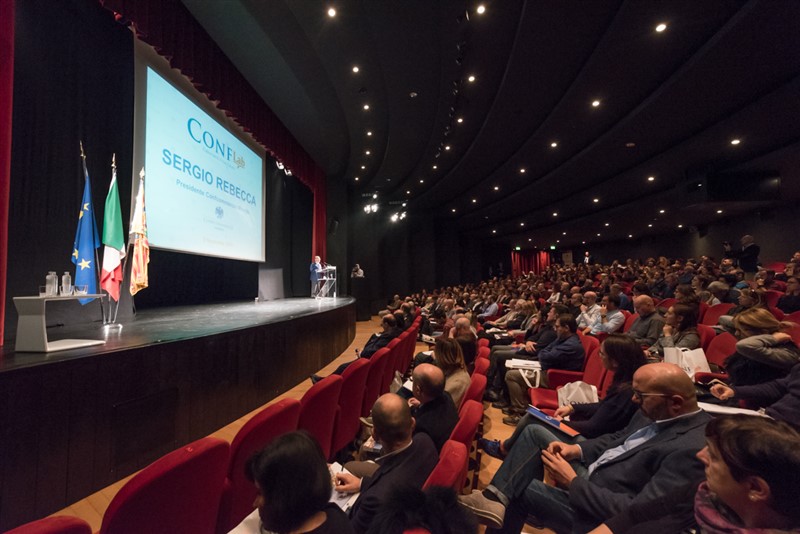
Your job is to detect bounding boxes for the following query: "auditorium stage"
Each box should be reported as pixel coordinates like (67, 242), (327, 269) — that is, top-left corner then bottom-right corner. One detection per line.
(0, 297), (356, 530)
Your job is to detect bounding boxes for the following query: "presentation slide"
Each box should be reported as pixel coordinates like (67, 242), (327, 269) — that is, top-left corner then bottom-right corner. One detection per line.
(144, 67), (265, 262)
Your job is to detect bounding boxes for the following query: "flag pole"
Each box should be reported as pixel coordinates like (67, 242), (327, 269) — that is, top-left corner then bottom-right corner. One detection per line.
(109, 153), (127, 325)
(80, 141), (107, 323)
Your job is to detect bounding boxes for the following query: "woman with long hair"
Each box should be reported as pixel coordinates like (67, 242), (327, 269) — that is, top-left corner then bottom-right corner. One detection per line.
(722, 306), (800, 386)
(434, 337), (470, 407)
(717, 287), (764, 333)
(647, 303), (701, 359)
(479, 334), (647, 459)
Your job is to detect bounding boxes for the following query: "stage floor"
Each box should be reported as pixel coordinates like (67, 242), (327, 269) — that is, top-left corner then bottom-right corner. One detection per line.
(0, 297), (355, 373)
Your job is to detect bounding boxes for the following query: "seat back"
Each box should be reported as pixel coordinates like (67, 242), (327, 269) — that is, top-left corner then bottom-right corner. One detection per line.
(217, 398), (300, 533)
(705, 332), (738, 371)
(622, 312), (639, 333)
(657, 297), (677, 310)
(579, 335), (600, 369)
(100, 437), (230, 534)
(701, 303), (734, 326)
(698, 302), (709, 323)
(422, 440), (468, 492)
(459, 373), (487, 410)
(580, 346), (606, 388)
(476, 345), (490, 361)
(361, 347), (391, 416)
(298, 375), (343, 460)
(696, 324), (716, 351)
(448, 400), (483, 451)
(763, 290), (783, 310)
(472, 357), (489, 376)
(598, 370), (615, 398)
(331, 358), (371, 455)
(477, 338), (490, 348)
(6, 517), (93, 534)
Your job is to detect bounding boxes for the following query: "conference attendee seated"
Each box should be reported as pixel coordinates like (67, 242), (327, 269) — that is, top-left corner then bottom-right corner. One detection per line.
(576, 291), (601, 329)
(502, 314), (584, 425)
(407, 363), (459, 452)
(722, 307), (800, 387)
(335, 393), (438, 534)
(477, 296), (499, 321)
(480, 335), (646, 460)
(432, 338), (471, 407)
(647, 303), (700, 359)
(776, 277), (800, 313)
(583, 293), (625, 336)
(367, 486), (478, 534)
(245, 431), (355, 534)
(716, 286), (764, 334)
(626, 295), (664, 347)
(311, 314), (401, 382)
(416, 316), (477, 370)
(590, 415), (800, 533)
(460, 363), (712, 533)
(609, 284), (633, 313)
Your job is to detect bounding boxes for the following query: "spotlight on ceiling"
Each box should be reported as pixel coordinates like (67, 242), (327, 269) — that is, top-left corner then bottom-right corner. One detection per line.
(476, 4), (486, 15)
(655, 23), (667, 32)
(327, 7), (336, 17)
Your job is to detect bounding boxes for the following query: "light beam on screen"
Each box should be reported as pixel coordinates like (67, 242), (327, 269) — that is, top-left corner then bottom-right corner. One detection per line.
(143, 66), (265, 262)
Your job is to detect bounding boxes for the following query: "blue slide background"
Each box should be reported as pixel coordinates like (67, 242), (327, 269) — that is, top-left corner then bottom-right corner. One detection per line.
(145, 67), (265, 262)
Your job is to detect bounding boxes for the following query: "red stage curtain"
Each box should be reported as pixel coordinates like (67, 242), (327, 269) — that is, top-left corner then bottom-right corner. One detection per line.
(511, 251), (551, 277)
(0, 0), (14, 344)
(99, 0), (327, 258)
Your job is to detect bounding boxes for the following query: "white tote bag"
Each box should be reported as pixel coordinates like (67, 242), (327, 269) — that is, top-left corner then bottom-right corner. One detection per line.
(663, 347), (711, 380)
(557, 381), (599, 406)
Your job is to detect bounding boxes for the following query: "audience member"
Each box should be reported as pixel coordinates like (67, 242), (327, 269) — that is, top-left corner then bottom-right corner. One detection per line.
(431, 338), (471, 407)
(626, 295), (664, 347)
(576, 291), (601, 329)
(776, 277), (800, 314)
(716, 286), (764, 333)
(583, 293), (625, 336)
(647, 303), (700, 359)
(366, 486), (478, 534)
(246, 431), (355, 534)
(336, 394), (438, 533)
(724, 234), (760, 280)
(460, 363), (711, 533)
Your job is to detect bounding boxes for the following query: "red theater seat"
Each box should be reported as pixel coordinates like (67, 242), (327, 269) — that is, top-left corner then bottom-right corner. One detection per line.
(6, 517), (92, 534)
(331, 358), (371, 456)
(298, 375), (343, 460)
(422, 440), (468, 492)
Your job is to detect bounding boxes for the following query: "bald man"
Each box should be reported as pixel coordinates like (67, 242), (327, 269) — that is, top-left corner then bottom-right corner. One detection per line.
(409, 363), (458, 452)
(336, 394), (438, 533)
(627, 295), (665, 347)
(460, 363), (711, 533)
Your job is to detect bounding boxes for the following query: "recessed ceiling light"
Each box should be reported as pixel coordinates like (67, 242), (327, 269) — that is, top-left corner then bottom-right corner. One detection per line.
(352, 66), (359, 73)
(492, 229), (496, 234)
(628, 234), (633, 238)
(494, 186), (499, 191)
(409, 91), (418, 98)
(451, 208), (457, 213)
(457, 117), (464, 123)
(591, 100), (601, 107)
(445, 145), (451, 151)
(402, 203), (406, 207)
(327, 7), (336, 17)
(519, 167), (526, 174)
(557, 240), (560, 243)
(597, 233), (601, 236)
(659, 209), (665, 214)
(582, 241), (586, 244)
(647, 176), (655, 181)
(626, 142), (636, 148)
(363, 104), (370, 110)
(419, 179), (424, 184)
(604, 223), (609, 226)
(717, 209), (723, 214)
(731, 138), (741, 145)
(550, 142), (558, 148)
(655, 23), (667, 32)
(563, 232), (567, 235)
(528, 238), (532, 242)
(593, 198), (599, 203)
(360, 165), (366, 169)
(677, 224), (683, 228)
(648, 224), (653, 227)
(476, 4), (486, 14)
(354, 176), (359, 181)
(467, 75), (476, 83)
(472, 198), (477, 203)
(366, 130), (372, 136)
(552, 212), (558, 217)
(432, 165), (438, 170)
(365, 150), (370, 155)
(406, 190), (411, 195)
(520, 222), (525, 227)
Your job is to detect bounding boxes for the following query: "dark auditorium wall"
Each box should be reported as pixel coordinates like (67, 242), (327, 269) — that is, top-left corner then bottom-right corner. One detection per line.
(575, 203), (799, 265)
(5, 0), (318, 341)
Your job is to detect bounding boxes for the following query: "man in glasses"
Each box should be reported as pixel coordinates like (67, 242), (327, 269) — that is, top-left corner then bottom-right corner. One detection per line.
(460, 363), (711, 533)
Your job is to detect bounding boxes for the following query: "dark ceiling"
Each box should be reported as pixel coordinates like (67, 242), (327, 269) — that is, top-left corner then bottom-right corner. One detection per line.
(182, 0), (800, 250)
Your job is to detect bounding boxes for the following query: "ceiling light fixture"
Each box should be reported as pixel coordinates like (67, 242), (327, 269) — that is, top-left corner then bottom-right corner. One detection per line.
(520, 222), (525, 227)
(628, 234), (633, 238)
(467, 75), (476, 83)
(476, 4), (486, 14)
(552, 212), (558, 217)
(354, 176), (359, 181)
(492, 229), (496, 234)
(604, 223), (609, 226)
(457, 117), (464, 123)
(494, 186), (499, 191)
(677, 224), (683, 228)
(452, 208), (457, 213)
(327, 7), (336, 17)
(409, 91), (418, 98)
(592, 100), (601, 107)
(519, 167), (526, 174)
(361, 165), (366, 169)
(647, 176), (655, 181)
(406, 190), (411, 195)
(563, 232), (567, 235)
(419, 179), (424, 184)
(472, 198), (477, 203)
(731, 138), (741, 145)
(365, 150), (370, 155)
(432, 165), (438, 170)
(597, 233), (601, 237)
(659, 209), (665, 214)
(626, 142), (636, 148)
(648, 224), (653, 227)
(550, 142), (558, 148)
(352, 65), (359, 73)
(717, 209), (723, 214)
(366, 130), (372, 136)
(445, 145), (451, 151)
(363, 104), (370, 110)
(655, 23), (667, 32)
(593, 198), (599, 203)
(528, 238), (532, 242)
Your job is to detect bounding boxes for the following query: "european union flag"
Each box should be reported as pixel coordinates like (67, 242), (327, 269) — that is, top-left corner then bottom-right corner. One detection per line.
(72, 166), (101, 304)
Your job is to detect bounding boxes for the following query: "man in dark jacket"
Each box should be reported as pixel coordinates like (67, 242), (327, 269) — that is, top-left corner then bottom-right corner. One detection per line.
(409, 363), (459, 452)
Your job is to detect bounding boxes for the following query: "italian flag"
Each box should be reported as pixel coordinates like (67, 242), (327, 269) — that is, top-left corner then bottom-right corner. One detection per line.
(100, 164), (125, 301)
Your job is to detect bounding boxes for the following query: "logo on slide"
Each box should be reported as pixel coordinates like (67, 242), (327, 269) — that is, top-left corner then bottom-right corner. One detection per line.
(215, 206), (224, 219)
(187, 118), (246, 169)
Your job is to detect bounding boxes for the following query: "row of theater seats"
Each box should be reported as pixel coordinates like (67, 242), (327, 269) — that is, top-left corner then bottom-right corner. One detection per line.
(12, 314), (490, 534)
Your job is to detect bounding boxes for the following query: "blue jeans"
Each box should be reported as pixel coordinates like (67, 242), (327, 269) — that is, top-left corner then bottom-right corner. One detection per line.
(486, 424), (587, 533)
